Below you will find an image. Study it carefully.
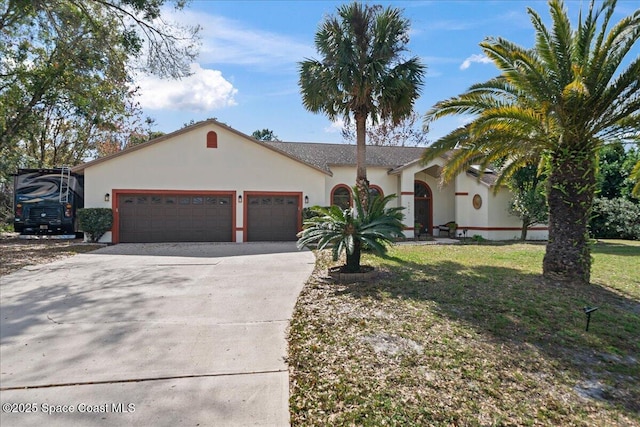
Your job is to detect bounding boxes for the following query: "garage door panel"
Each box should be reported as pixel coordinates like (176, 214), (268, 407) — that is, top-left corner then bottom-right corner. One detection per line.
(247, 195), (299, 242)
(118, 193), (233, 243)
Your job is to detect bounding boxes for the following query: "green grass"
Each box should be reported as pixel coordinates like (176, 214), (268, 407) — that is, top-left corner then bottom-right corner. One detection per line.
(288, 240), (640, 426)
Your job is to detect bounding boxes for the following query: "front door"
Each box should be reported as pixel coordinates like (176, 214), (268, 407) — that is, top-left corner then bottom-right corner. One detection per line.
(414, 181), (432, 235)
(414, 199), (430, 235)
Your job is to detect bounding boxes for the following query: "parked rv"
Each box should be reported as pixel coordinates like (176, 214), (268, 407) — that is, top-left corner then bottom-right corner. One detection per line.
(13, 168), (84, 235)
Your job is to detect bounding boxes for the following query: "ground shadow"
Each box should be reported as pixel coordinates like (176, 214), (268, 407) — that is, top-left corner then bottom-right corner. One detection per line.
(0, 258), (192, 390)
(89, 241), (304, 258)
(590, 240), (640, 257)
(332, 252), (640, 414)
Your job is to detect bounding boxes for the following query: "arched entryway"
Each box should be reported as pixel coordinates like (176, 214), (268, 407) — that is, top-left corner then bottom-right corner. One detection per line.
(414, 180), (433, 236)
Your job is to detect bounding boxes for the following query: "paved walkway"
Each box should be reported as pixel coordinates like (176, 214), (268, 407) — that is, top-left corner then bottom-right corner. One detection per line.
(396, 237), (460, 245)
(0, 242), (315, 426)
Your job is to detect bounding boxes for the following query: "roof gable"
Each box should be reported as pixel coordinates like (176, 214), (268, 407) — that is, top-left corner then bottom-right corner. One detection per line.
(71, 119), (330, 175)
(71, 119), (498, 187)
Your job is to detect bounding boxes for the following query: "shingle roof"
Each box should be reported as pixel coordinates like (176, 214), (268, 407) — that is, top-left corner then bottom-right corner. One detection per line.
(251, 140), (501, 187)
(264, 141), (426, 172)
(467, 166), (499, 186)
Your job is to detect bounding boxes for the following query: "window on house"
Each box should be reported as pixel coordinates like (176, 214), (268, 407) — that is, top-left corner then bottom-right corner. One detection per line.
(415, 181), (431, 198)
(369, 186), (383, 199)
(331, 186), (351, 209)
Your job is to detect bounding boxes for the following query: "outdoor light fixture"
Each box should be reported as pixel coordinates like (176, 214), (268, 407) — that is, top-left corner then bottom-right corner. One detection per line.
(304, 195), (309, 204)
(238, 195), (243, 203)
(104, 193), (110, 202)
(584, 306), (599, 331)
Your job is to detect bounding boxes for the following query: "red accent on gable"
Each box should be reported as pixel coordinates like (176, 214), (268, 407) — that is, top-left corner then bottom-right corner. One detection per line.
(206, 131), (218, 148)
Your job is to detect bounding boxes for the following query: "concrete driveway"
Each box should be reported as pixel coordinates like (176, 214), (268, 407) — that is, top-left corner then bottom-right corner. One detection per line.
(0, 242), (315, 426)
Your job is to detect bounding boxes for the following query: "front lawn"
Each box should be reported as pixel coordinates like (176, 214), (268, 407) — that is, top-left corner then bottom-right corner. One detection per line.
(288, 240), (640, 426)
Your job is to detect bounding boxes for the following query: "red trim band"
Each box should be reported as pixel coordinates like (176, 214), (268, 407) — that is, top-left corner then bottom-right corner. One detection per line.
(458, 226), (549, 231)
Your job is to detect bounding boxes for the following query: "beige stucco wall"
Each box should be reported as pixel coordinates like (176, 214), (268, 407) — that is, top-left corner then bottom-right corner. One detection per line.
(83, 123), (326, 242)
(453, 173), (548, 241)
(82, 122), (547, 242)
(454, 173), (490, 238)
(487, 189), (548, 240)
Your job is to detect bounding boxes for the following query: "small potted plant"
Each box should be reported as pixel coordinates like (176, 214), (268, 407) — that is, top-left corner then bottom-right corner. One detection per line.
(446, 221), (458, 238)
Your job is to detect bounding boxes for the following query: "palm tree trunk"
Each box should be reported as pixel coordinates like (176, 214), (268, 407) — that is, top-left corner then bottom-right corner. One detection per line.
(543, 149), (596, 285)
(355, 111), (369, 209)
(345, 239), (362, 273)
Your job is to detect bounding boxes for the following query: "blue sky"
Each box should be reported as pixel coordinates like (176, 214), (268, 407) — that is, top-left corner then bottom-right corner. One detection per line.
(135, 0), (639, 144)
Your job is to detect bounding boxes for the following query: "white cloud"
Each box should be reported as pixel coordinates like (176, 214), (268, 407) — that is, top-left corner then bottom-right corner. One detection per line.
(324, 118), (346, 134)
(134, 63), (237, 112)
(165, 9), (314, 69)
(460, 54), (492, 70)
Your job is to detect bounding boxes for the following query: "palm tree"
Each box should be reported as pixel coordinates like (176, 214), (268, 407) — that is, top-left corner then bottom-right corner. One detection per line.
(299, 1), (425, 206)
(422, 0), (639, 285)
(297, 187), (404, 273)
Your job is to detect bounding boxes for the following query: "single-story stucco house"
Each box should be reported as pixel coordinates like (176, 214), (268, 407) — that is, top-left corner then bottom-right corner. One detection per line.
(71, 119), (548, 243)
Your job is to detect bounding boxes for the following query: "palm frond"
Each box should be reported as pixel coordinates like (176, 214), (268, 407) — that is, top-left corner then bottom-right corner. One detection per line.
(299, 1), (425, 156)
(296, 186), (405, 262)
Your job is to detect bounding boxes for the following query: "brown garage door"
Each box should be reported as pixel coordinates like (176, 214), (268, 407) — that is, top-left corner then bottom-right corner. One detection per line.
(247, 195), (299, 241)
(118, 193), (233, 243)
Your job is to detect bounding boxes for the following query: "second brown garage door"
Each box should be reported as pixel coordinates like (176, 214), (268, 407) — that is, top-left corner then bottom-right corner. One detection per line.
(246, 195), (299, 241)
(118, 193), (233, 243)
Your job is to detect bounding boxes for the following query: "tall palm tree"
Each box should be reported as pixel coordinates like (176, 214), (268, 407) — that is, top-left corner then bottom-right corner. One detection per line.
(299, 1), (425, 206)
(423, 0), (639, 285)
